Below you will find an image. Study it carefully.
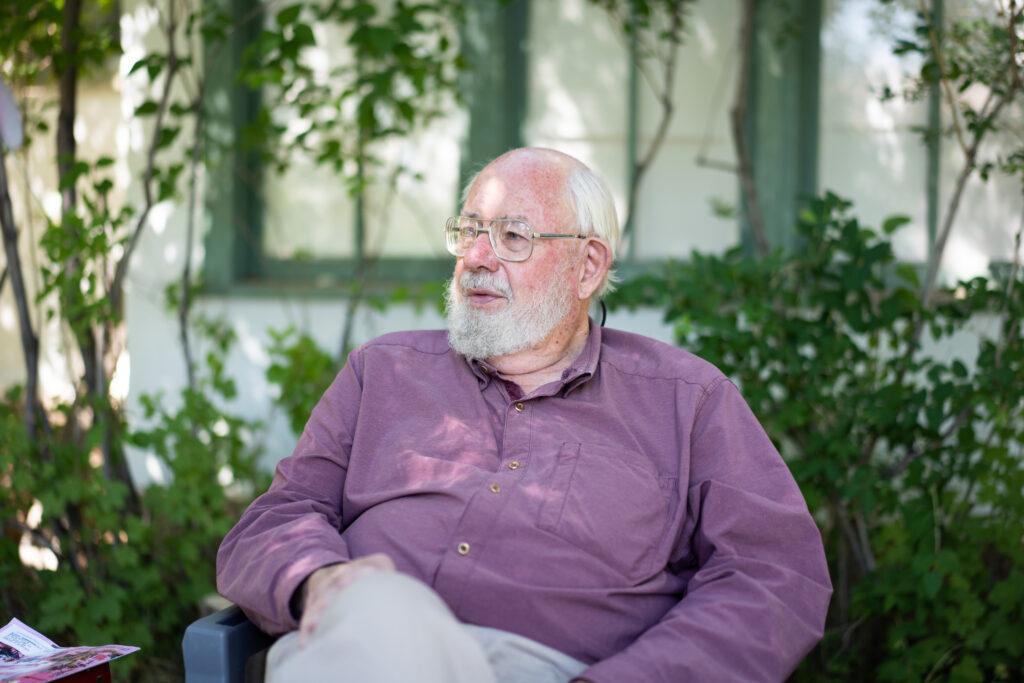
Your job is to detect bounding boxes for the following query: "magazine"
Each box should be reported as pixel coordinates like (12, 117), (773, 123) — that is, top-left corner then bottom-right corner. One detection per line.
(0, 618), (138, 683)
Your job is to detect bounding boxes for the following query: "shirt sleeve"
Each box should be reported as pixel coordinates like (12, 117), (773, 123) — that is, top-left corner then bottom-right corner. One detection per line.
(215, 349), (365, 635)
(580, 379), (833, 683)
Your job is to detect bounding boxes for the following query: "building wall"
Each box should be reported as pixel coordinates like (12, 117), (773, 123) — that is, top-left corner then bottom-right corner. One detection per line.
(1, 0), (1018, 484)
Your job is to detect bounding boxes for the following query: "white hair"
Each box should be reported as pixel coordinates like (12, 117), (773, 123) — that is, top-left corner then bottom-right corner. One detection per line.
(459, 161), (621, 297)
(565, 166), (620, 296)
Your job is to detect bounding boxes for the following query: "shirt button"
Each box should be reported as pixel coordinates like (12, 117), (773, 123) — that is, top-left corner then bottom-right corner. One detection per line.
(507, 460), (521, 470)
(457, 542), (471, 556)
(514, 402), (526, 412)
(489, 483), (501, 493)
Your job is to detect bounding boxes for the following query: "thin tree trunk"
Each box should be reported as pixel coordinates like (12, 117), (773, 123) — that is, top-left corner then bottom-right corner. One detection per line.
(339, 151), (367, 359)
(920, 97), (1012, 311)
(55, 0), (103, 401)
(0, 154), (44, 444)
(109, 5), (181, 322)
(917, 1), (1021, 312)
(621, 3), (684, 243)
(179, 92), (205, 391)
(57, 0), (82, 220)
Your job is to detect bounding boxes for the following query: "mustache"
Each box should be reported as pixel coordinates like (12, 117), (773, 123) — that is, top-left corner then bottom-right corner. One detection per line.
(458, 271), (512, 299)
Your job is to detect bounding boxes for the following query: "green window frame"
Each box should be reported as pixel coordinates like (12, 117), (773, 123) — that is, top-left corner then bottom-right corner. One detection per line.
(202, 1), (860, 295)
(202, 0), (530, 296)
(741, 0), (823, 254)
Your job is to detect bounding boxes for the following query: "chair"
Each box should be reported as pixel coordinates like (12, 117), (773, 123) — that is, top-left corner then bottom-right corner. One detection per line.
(182, 605), (275, 683)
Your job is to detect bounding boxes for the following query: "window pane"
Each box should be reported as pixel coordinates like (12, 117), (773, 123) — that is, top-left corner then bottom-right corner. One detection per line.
(260, 11), (463, 262)
(819, 0), (929, 261)
(263, 157), (357, 259)
(525, 0), (740, 259)
(363, 125), (464, 259)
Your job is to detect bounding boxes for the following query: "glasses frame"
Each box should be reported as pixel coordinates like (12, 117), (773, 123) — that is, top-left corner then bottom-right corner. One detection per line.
(445, 215), (589, 262)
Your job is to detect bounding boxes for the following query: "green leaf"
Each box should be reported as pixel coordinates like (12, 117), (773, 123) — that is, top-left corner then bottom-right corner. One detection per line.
(882, 214), (911, 235)
(276, 4), (302, 26)
(293, 23), (315, 48)
(134, 100), (159, 117)
(948, 655), (983, 683)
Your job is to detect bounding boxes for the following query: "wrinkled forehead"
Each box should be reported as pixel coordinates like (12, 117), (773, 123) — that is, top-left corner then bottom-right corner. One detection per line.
(462, 160), (574, 228)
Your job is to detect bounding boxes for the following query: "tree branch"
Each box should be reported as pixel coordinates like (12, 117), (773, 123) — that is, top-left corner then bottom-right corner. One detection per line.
(57, 0), (82, 220)
(622, 3), (684, 241)
(178, 82), (205, 391)
(54, 0), (103, 403)
(887, 403), (974, 477)
(0, 152), (46, 445)
(918, 0), (969, 156)
(834, 500), (875, 574)
(110, 2), (182, 321)
(919, 5), (1022, 312)
(920, 90), (1012, 312)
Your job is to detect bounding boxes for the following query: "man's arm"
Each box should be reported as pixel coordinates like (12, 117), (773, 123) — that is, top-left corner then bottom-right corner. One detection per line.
(216, 352), (366, 635)
(580, 379), (832, 683)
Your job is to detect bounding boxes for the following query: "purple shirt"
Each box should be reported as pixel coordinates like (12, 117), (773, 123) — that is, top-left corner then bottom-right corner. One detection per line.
(217, 322), (831, 682)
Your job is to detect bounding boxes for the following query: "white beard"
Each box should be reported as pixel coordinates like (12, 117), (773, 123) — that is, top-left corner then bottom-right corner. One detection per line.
(445, 265), (576, 361)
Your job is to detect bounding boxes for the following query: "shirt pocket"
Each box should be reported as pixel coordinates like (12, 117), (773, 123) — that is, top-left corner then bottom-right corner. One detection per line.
(537, 442), (674, 580)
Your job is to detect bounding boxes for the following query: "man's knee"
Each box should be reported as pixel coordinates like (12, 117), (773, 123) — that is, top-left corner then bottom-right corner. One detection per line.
(271, 571), (496, 683)
(316, 570), (453, 635)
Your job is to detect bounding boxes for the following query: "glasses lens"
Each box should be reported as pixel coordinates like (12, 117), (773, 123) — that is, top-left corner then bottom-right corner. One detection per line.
(445, 217), (478, 256)
(494, 220), (532, 261)
(444, 217), (462, 256)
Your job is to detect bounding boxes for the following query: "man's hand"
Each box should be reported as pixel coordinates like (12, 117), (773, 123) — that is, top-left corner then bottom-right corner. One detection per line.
(299, 553), (395, 643)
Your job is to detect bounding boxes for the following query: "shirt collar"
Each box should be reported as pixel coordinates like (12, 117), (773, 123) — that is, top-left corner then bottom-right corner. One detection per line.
(463, 317), (603, 395)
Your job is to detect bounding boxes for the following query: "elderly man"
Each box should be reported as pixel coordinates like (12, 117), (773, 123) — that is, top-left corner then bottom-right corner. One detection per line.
(217, 148), (832, 682)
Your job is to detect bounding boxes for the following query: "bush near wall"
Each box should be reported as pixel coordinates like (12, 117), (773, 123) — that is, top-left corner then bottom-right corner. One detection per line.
(0, 323), (270, 682)
(610, 192), (1024, 682)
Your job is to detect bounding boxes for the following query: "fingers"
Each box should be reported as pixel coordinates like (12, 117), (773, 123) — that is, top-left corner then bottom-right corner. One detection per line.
(361, 552), (396, 572)
(298, 554), (396, 646)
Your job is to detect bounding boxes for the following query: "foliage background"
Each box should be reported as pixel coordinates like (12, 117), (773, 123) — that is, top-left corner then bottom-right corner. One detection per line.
(0, 0), (1021, 681)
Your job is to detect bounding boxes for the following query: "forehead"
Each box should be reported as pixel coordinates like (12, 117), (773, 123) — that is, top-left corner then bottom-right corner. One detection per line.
(462, 161), (572, 226)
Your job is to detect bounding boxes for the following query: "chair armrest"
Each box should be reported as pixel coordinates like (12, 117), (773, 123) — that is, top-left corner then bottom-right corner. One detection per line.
(183, 605), (276, 683)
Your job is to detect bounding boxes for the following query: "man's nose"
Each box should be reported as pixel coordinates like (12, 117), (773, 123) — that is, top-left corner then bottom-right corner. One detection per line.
(462, 231), (499, 271)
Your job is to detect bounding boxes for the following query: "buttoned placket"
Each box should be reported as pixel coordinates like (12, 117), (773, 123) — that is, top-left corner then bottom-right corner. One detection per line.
(432, 380), (534, 615)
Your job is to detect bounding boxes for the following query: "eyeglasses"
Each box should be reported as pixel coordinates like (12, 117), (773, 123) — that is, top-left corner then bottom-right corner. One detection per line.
(444, 216), (589, 262)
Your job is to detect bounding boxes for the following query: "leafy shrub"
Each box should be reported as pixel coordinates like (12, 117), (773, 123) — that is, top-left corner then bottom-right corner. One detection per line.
(0, 321), (269, 681)
(265, 283), (445, 436)
(610, 192), (1024, 682)
(266, 327), (339, 436)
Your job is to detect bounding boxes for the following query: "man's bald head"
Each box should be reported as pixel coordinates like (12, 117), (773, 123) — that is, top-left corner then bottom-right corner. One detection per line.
(461, 148), (621, 296)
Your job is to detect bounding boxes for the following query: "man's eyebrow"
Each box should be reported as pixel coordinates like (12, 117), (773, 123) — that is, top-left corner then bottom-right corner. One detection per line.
(461, 211), (529, 221)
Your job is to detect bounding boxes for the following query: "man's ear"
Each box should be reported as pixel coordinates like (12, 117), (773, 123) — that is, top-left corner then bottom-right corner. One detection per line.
(576, 237), (612, 300)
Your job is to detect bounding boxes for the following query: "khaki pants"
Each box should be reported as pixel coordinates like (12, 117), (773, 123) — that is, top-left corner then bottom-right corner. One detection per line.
(266, 572), (588, 683)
